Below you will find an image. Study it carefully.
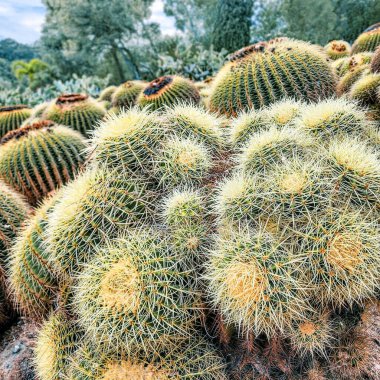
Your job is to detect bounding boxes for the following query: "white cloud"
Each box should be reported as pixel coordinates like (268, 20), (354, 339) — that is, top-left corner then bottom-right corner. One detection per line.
(149, 0), (177, 36)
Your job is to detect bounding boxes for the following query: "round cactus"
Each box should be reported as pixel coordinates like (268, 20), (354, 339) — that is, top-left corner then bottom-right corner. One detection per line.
(47, 167), (153, 277)
(44, 94), (106, 136)
(328, 138), (380, 207)
(371, 46), (380, 73)
(285, 309), (334, 357)
(154, 136), (212, 189)
(0, 181), (29, 264)
(73, 229), (201, 353)
(299, 209), (380, 307)
(111, 81), (145, 111)
(0, 105), (31, 138)
(8, 194), (60, 318)
(137, 75), (200, 111)
(295, 98), (369, 140)
(349, 72), (380, 105)
(99, 85), (117, 102)
(205, 228), (308, 336)
(352, 23), (380, 54)
(237, 127), (313, 174)
(337, 65), (369, 95)
(324, 40), (351, 60)
(165, 104), (224, 149)
(209, 39), (336, 117)
(0, 120), (86, 205)
(68, 336), (227, 380)
(264, 98), (305, 128)
(91, 108), (165, 175)
(34, 312), (80, 380)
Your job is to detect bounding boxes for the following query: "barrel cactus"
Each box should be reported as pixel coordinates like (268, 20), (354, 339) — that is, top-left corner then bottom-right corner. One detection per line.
(0, 105), (31, 138)
(111, 81), (145, 111)
(0, 120), (86, 205)
(352, 23), (380, 54)
(68, 336), (227, 379)
(324, 40), (351, 60)
(99, 85), (117, 102)
(73, 229), (201, 353)
(138, 75), (201, 110)
(209, 39), (336, 117)
(44, 94), (106, 136)
(371, 46), (380, 73)
(349, 72), (380, 105)
(0, 181), (29, 264)
(8, 194), (60, 318)
(337, 65), (369, 95)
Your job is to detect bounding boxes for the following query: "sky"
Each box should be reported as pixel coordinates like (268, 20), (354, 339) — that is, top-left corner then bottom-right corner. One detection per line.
(0, 0), (176, 44)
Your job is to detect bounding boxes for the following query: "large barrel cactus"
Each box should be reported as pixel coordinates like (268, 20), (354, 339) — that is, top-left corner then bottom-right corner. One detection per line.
(0, 120), (86, 205)
(352, 23), (380, 54)
(209, 39), (337, 117)
(0, 105), (31, 138)
(44, 94), (105, 136)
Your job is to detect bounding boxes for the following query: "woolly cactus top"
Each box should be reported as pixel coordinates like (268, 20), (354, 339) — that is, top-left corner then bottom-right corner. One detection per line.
(143, 76), (174, 97)
(55, 94), (88, 105)
(0, 105), (29, 113)
(0, 120), (56, 145)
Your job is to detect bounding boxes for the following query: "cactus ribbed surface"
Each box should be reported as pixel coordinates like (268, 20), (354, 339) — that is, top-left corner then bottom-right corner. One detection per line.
(0, 181), (29, 264)
(44, 94), (105, 136)
(8, 195), (60, 318)
(352, 23), (380, 54)
(73, 229), (201, 353)
(209, 39), (337, 117)
(99, 85), (117, 102)
(0, 105), (31, 138)
(111, 81), (145, 111)
(0, 121), (86, 205)
(138, 75), (201, 110)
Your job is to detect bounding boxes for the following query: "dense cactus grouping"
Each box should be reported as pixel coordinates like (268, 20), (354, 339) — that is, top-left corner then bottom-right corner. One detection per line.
(1, 30), (380, 380)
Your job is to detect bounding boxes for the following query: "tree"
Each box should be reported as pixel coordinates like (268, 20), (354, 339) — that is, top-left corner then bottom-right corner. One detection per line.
(281, 0), (337, 45)
(11, 59), (51, 89)
(211, 0), (254, 53)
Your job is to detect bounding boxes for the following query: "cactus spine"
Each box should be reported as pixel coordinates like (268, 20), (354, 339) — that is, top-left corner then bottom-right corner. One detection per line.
(111, 81), (145, 111)
(0, 121), (86, 205)
(352, 24), (380, 54)
(0, 105), (31, 138)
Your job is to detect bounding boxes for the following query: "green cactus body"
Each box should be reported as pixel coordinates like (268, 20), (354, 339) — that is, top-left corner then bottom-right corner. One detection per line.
(205, 228), (308, 336)
(295, 98), (369, 140)
(349, 72), (380, 105)
(44, 94), (105, 136)
(324, 40), (351, 60)
(0, 105), (31, 138)
(0, 267), (11, 328)
(352, 24), (380, 54)
(47, 168), (153, 276)
(111, 81), (145, 111)
(209, 39), (336, 117)
(0, 181), (29, 264)
(237, 127), (313, 174)
(331, 57), (350, 76)
(137, 76), (201, 111)
(91, 108), (165, 175)
(8, 194), (60, 318)
(299, 209), (380, 307)
(371, 46), (380, 73)
(99, 85), (117, 102)
(34, 312), (80, 380)
(32, 101), (51, 119)
(154, 136), (212, 189)
(73, 229), (201, 353)
(165, 104), (224, 150)
(337, 64), (369, 95)
(68, 336), (227, 380)
(0, 121), (86, 205)
(328, 138), (380, 207)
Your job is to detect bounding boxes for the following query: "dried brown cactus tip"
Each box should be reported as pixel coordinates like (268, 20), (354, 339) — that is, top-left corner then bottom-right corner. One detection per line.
(143, 76), (173, 96)
(0, 105), (29, 113)
(56, 93), (88, 105)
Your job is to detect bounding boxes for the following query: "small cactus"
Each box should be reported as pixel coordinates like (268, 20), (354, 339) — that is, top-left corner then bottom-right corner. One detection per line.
(44, 94), (106, 136)
(0, 105), (31, 138)
(137, 75), (201, 110)
(47, 167), (153, 276)
(352, 23), (380, 54)
(99, 85), (117, 102)
(0, 181), (29, 264)
(34, 312), (80, 380)
(111, 81), (145, 111)
(0, 120), (86, 205)
(337, 65), (369, 94)
(324, 40), (351, 60)
(209, 39), (336, 117)
(73, 229), (201, 353)
(349, 72), (380, 105)
(68, 336), (227, 379)
(8, 194), (60, 318)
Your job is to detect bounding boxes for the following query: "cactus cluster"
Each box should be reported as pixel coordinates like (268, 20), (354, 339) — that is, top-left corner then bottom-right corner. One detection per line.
(0, 105), (31, 138)
(0, 120), (86, 205)
(209, 39), (336, 117)
(43, 94), (106, 136)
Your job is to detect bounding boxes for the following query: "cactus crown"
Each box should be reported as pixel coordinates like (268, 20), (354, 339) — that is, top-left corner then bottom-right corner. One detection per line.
(0, 105), (29, 112)
(56, 94), (88, 105)
(143, 76), (173, 97)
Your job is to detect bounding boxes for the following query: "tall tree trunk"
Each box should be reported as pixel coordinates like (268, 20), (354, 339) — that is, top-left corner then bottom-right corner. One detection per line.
(111, 47), (126, 83)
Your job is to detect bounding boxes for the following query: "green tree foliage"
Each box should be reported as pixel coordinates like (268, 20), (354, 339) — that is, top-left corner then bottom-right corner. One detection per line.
(11, 59), (51, 89)
(212, 0), (253, 53)
(0, 39), (37, 62)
